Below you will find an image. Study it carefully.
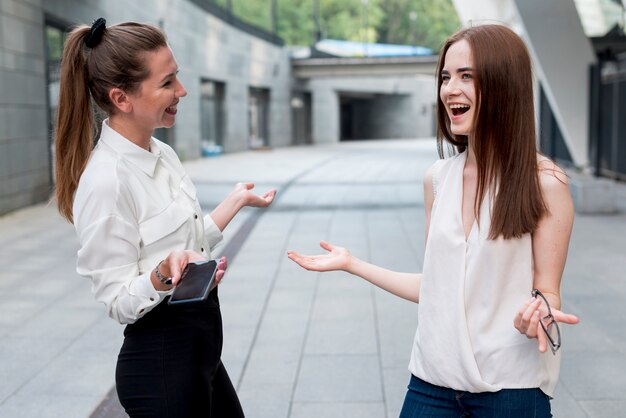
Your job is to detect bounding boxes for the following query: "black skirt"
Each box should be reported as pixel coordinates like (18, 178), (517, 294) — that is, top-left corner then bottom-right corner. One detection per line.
(116, 288), (244, 418)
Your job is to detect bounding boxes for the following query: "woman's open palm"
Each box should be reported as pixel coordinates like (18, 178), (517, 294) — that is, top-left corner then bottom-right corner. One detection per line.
(287, 241), (350, 272)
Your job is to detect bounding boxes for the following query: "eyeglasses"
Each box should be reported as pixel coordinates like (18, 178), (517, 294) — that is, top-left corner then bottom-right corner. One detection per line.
(532, 289), (561, 355)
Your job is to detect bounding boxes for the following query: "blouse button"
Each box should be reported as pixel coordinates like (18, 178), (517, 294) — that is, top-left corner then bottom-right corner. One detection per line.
(201, 247), (205, 252)
(194, 214), (198, 219)
(150, 297), (155, 302)
(139, 309), (145, 314)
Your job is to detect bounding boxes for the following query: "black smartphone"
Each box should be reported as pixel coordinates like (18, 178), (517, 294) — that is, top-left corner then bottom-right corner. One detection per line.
(168, 259), (218, 305)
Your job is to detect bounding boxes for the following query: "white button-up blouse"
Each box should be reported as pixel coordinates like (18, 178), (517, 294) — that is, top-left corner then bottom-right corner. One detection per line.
(73, 120), (223, 324)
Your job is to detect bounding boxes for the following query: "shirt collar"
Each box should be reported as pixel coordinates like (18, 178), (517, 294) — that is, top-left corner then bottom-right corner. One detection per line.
(99, 119), (161, 177)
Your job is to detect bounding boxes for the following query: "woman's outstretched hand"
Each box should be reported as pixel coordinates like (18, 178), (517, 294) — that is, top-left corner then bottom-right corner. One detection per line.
(210, 183), (277, 233)
(235, 182), (276, 208)
(513, 296), (580, 353)
(287, 241), (351, 272)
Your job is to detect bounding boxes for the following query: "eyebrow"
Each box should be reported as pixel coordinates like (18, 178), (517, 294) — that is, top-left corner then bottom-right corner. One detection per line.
(160, 69), (179, 83)
(441, 67), (474, 75)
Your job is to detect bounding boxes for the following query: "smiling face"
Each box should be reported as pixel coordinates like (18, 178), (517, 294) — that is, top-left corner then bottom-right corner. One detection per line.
(439, 39), (477, 137)
(126, 46), (187, 135)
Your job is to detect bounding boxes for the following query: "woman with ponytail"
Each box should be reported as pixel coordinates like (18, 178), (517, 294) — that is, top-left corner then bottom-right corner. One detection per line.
(55, 19), (275, 417)
(288, 24), (579, 417)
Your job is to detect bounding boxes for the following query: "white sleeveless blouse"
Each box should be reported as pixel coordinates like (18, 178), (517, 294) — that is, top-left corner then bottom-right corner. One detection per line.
(408, 151), (560, 397)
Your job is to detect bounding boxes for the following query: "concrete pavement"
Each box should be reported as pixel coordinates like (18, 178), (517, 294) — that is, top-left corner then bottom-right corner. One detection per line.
(0, 139), (625, 417)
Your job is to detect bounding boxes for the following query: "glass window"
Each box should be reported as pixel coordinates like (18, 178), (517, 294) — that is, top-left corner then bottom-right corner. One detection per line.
(248, 87), (270, 148)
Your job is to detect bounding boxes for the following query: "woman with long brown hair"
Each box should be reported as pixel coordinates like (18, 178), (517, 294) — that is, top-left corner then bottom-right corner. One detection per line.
(55, 18), (275, 417)
(288, 24), (578, 416)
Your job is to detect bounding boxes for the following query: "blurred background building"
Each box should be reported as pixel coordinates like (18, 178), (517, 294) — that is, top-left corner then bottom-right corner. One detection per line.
(1, 0), (625, 215)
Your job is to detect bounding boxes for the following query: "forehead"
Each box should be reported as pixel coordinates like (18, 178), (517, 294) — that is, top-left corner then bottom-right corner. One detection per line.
(443, 39), (472, 68)
(144, 46), (177, 78)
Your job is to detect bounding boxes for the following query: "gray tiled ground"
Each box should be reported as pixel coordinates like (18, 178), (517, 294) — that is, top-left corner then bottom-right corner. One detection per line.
(290, 402), (387, 418)
(0, 139), (625, 417)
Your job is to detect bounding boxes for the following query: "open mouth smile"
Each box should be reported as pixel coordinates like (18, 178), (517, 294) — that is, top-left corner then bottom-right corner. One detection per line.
(165, 104), (177, 115)
(449, 103), (470, 117)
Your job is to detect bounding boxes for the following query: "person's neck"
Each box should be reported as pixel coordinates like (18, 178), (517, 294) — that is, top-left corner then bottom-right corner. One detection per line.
(466, 137), (477, 167)
(108, 115), (151, 151)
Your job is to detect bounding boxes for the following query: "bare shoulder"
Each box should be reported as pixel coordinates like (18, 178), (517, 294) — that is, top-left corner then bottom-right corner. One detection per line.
(424, 162), (435, 185)
(537, 156), (569, 191)
(423, 161), (439, 212)
(536, 156), (573, 222)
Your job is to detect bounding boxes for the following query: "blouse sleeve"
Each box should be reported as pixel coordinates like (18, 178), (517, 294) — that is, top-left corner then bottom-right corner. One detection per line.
(76, 215), (166, 324)
(203, 214), (224, 251)
(73, 163), (166, 325)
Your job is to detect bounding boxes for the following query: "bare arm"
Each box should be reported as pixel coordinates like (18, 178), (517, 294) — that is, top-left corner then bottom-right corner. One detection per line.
(287, 241), (422, 302)
(532, 165), (574, 309)
(286, 163), (438, 303)
(514, 163), (579, 351)
(210, 182), (276, 232)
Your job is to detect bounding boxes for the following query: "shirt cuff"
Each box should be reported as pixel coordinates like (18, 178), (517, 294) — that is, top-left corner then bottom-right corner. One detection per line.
(131, 271), (168, 318)
(204, 214), (224, 250)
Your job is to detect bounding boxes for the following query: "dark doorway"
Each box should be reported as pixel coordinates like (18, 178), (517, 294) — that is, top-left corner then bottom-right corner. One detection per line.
(339, 93), (376, 141)
(339, 92), (412, 141)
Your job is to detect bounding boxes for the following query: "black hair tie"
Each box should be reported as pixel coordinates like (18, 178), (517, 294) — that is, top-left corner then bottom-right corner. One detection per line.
(85, 17), (106, 49)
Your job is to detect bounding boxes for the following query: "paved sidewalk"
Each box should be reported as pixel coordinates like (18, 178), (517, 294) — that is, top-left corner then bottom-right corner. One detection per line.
(0, 139), (625, 417)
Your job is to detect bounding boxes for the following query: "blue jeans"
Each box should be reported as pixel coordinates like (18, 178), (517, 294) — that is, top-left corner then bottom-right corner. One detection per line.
(399, 375), (551, 418)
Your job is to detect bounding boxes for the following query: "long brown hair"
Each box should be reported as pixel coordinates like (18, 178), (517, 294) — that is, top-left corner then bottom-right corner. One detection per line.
(436, 24), (547, 240)
(54, 22), (167, 223)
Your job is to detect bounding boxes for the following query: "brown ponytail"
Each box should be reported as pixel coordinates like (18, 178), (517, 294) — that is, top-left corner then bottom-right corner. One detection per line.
(54, 26), (93, 223)
(54, 22), (167, 223)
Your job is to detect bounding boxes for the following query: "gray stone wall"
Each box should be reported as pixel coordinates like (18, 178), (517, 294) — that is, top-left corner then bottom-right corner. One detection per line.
(0, 0), (49, 215)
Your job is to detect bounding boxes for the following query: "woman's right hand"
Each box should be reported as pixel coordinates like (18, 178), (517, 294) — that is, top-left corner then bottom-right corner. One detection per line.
(287, 241), (351, 272)
(157, 250), (206, 288)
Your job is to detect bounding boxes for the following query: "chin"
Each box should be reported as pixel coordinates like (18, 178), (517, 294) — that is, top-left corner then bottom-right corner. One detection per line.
(450, 127), (470, 136)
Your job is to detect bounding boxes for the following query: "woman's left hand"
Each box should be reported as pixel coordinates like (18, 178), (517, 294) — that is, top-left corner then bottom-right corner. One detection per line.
(214, 256), (228, 284)
(206, 256), (228, 292)
(210, 183), (277, 233)
(234, 182), (276, 208)
(513, 297), (579, 353)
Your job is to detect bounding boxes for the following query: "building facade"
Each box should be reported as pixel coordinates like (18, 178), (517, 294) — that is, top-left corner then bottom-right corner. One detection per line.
(293, 56), (437, 144)
(0, 0), (439, 216)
